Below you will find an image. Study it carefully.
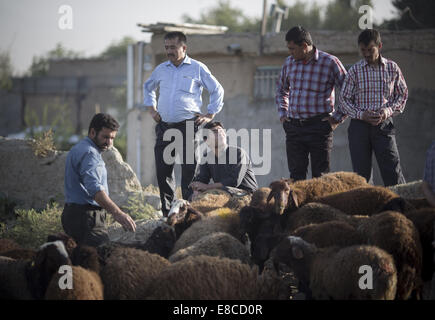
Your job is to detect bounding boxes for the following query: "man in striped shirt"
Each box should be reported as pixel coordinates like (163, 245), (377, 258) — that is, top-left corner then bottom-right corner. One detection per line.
(276, 26), (347, 181)
(339, 29), (408, 186)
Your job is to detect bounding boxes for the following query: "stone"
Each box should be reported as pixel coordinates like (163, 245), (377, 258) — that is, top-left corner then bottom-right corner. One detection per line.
(0, 137), (144, 210)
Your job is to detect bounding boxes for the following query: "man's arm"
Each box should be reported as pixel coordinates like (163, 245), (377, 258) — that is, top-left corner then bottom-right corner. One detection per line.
(381, 64), (408, 120)
(143, 70), (161, 123)
(94, 190), (136, 232)
(330, 57), (348, 125)
(196, 64), (224, 126)
(275, 61), (290, 123)
(189, 162), (212, 192)
(80, 153), (136, 232)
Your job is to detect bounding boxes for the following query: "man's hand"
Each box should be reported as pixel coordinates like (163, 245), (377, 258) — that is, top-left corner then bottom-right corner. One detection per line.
(362, 110), (382, 126)
(280, 116), (289, 124)
(149, 107), (161, 123)
(112, 211), (137, 232)
(322, 116), (340, 131)
(195, 113), (214, 126)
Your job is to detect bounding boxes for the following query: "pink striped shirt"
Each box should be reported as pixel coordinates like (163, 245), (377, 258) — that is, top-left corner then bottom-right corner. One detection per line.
(339, 55), (408, 120)
(275, 47), (347, 120)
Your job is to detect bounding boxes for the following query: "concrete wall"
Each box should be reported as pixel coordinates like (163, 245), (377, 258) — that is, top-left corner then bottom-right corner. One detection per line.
(131, 29), (435, 188)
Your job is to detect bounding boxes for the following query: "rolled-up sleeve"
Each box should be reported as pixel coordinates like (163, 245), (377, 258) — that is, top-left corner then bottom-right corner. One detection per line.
(386, 64), (408, 118)
(143, 69), (159, 108)
(79, 152), (106, 198)
(200, 64), (224, 115)
(275, 62), (290, 119)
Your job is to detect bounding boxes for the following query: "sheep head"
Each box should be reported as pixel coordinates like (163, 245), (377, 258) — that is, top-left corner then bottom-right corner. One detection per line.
(268, 179), (299, 215)
(27, 241), (71, 299)
(167, 199), (204, 239)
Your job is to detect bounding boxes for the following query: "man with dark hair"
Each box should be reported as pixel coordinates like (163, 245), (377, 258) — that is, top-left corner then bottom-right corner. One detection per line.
(62, 113), (136, 246)
(143, 31), (224, 216)
(339, 29), (408, 186)
(276, 26), (347, 181)
(189, 121), (258, 197)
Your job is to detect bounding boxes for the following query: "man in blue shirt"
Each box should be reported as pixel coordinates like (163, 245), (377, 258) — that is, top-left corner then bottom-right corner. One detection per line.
(63, 113), (136, 246)
(143, 31), (224, 217)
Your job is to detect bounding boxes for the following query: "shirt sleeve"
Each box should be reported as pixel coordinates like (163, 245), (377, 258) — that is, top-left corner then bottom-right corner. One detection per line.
(331, 58), (348, 122)
(199, 64), (224, 115)
(219, 149), (250, 188)
(275, 60), (290, 119)
(143, 68), (159, 108)
(384, 63), (408, 118)
(79, 152), (106, 198)
(339, 67), (362, 119)
(423, 144), (435, 190)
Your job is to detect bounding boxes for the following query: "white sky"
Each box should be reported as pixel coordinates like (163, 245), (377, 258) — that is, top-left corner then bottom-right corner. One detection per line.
(0, 0), (397, 74)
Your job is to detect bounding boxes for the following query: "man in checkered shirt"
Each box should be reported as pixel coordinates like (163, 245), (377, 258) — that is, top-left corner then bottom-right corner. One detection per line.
(339, 29), (408, 186)
(275, 26), (347, 181)
(423, 141), (435, 207)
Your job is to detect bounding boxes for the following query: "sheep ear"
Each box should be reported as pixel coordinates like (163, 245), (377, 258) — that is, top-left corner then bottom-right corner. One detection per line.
(291, 246), (304, 259)
(289, 190), (299, 208)
(267, 191), (274, 203)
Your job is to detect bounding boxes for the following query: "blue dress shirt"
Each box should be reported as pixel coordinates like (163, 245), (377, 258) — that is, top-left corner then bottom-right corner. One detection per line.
(143, 55), (224, 123)
(64, 137), (108, 206)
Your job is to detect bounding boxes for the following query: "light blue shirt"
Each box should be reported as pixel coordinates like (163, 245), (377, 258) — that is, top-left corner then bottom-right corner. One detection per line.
(64, 137), (108, 206)
(143, 55), (224, 123)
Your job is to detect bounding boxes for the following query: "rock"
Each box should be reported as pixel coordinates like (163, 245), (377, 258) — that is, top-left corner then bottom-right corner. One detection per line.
(107, 218), (167, 245)
(143, 193), (162, 210)
(0, 137), (143, 209)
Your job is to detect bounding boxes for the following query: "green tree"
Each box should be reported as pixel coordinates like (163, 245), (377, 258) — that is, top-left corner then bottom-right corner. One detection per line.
(280, 0), (323, 31)
(99, 36), (136, 59)
(0, 50), (14, 90)
(381, 0), (435, 30)
(182, 0), (260, 32)
(28, 43), (83, 76)
(323, 0), (374, 31)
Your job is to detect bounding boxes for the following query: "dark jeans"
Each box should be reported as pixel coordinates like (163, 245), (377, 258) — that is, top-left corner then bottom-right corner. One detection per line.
(283, 114), (333, 181)
(348, 118), (405, 186)
(154, 118), (199, 216)
(61, 203), (109, 247)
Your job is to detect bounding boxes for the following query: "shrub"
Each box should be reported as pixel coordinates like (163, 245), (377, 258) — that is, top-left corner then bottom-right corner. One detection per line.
(0, 202), (63, 249)
(29, 129), (56, 157)
(122, 192), (160, 221)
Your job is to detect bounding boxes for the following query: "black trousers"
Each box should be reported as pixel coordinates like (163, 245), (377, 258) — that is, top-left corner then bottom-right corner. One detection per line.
(348, 118), (405, 186)
(283, 114), (333, 181)
(154, 118), (199, 215)
(61, 203), (109, 247)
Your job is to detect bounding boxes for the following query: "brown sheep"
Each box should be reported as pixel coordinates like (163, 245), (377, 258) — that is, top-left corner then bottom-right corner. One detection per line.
(147, 255), (281, 300)
(0, 238), (21, 254)
(358, 211), (423, 300)
(268, 171), (368, 215)
(312, 186), (402, 216)
(404, 207), (435, 281)
(44, 265), (104, 300)
(271, 236), (397, 300)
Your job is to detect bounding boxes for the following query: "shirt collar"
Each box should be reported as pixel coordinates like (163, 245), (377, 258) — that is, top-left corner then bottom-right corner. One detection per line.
(361, 54), (387, 67)
(166, 55), (191, 67)
(293, 46), (319, 65)
(85, 137), (101, 154)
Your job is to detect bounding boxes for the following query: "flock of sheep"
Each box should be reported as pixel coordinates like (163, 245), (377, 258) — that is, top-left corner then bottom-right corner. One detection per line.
(1, 171), (435, 300)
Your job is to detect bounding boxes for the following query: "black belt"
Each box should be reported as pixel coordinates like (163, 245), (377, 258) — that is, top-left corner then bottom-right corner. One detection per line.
(288, 113), (330, 126)
(65, 203), (103, 211)
(161, 116), (197, 128)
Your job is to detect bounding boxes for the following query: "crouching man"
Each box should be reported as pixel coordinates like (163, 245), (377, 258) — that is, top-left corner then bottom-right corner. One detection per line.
(189, 121), (258, 199)
(62, 113), (136, 246)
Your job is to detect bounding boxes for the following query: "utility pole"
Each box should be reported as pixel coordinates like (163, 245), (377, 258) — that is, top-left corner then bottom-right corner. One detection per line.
(259, 0), (268, 55)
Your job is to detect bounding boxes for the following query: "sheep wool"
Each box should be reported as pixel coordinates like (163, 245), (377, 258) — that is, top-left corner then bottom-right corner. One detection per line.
(0, 238), (21, 254)
(148, 255), (281, 300)
(170, 207), (240, 254)
(168, 232), (251, 265)
(0, 256), (34, 299)
(312, 186), (400, 216)
(44, 266), (103, 300)
(191, 188), (232, 213)
(358, 211), (423, 300)
(100, 246), (170, 300)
